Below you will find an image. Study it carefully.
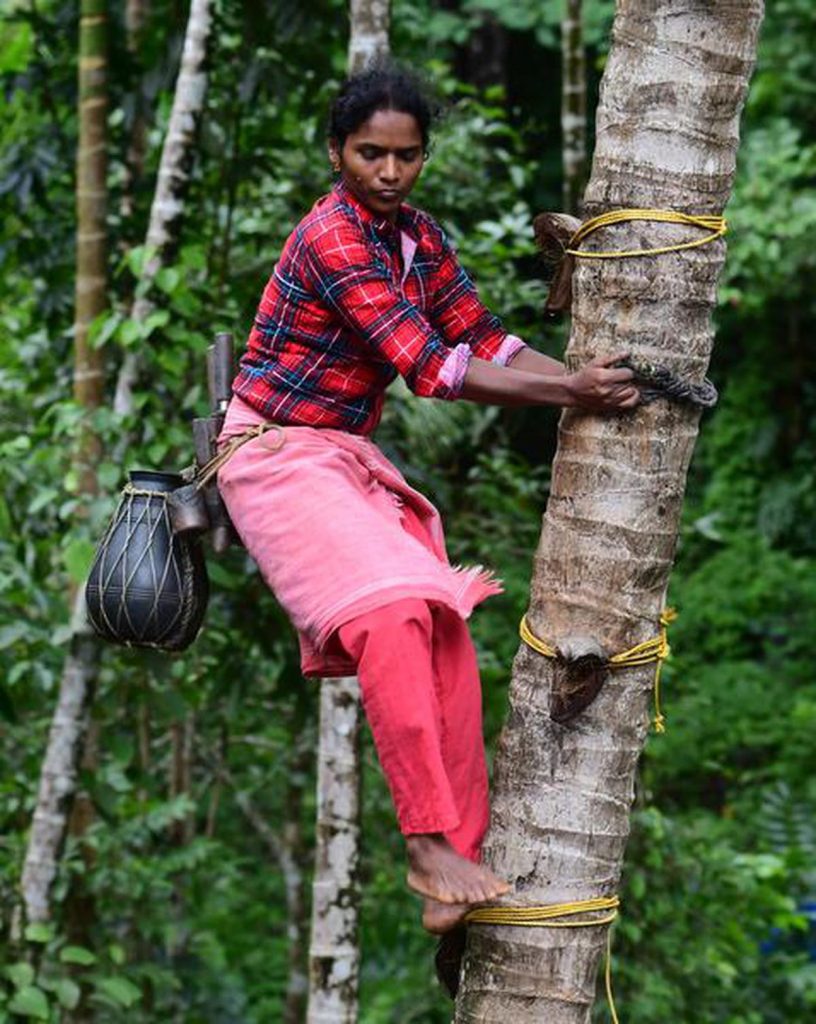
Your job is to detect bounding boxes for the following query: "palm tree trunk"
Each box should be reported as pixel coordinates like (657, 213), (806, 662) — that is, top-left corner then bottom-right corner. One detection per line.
(18, 0), (109, 930)
(561, 0), (586, 216)
(307, 678), (362, 1024)
(455, 2), (765, 1020)
(114, 0), (213, 416)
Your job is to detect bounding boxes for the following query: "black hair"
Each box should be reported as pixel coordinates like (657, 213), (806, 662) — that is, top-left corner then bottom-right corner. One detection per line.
(328, 60), (437, 152)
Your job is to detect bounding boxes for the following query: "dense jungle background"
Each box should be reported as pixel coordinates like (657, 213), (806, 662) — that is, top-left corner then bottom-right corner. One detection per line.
(1, 0), (815, 1021)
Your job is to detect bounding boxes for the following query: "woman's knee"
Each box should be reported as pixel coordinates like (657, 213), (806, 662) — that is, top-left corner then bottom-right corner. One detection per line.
(337, 598), (433, 662)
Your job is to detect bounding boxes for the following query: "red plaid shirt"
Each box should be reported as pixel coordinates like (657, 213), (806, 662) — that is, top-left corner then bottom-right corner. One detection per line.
(233, 179), (525, 434)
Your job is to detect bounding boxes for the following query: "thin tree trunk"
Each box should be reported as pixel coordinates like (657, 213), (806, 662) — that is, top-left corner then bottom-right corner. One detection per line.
(137, 691), (151, 803)
(169, 714), (195, 846)
(19, 633), (100, 928)
(120, 0), (151, 223)
(63, 719), (101, 1024)
(455, 2), (764, 1020)
(17, 0), (109, 931)
(307, 678), (362, 1024)
(347, 0), (390, 76)
(306, 6), (391, 1015)
(465, 13), (507, 93)
(561, 0), (586, 215)
(165, 713), (195, 977)
(114, 0), (213, 416)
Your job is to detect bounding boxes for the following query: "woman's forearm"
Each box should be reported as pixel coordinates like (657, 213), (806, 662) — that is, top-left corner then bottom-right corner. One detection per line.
(506, 345), (566, 377)
(459, 352), (640, 412)
(459, 357), (571, 407)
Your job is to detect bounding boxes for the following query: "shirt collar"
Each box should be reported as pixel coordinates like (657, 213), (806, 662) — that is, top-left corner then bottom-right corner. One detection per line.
(332, 178), (418, 239)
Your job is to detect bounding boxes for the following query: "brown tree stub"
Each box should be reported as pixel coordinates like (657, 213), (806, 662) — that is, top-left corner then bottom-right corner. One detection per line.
(455, 2), (764, 1020)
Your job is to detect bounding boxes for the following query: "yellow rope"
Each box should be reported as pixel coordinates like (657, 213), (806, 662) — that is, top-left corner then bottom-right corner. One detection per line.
(466, 896), (621, 1023)
(566, 208), (726, 260)
(519, 609), (676, 733)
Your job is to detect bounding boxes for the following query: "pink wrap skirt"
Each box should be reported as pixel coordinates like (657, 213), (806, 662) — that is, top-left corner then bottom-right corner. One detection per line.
(216, 395), (501, 676)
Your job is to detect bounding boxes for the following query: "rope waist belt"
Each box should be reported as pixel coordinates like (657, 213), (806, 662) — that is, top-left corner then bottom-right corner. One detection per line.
(196, 422), (285, 489)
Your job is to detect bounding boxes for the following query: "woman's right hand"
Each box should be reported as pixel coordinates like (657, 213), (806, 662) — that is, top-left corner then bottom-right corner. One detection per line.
(563, 352), (640, 412)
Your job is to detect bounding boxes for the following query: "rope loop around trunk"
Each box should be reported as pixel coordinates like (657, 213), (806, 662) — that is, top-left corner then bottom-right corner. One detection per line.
(519, 608), (677, 732)
(566, 207), (726, 259)
(466, 896), (621, 1023)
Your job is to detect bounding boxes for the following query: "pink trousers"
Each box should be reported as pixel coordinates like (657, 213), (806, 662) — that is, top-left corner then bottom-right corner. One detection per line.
(336, 598), (489, 863)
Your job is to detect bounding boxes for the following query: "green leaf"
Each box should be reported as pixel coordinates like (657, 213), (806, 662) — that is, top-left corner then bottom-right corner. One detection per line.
(119, 318), (145, 347)
(4, 962), (34, 989)
(0, 23), (33, 73)
(0, 623), (27, 651)
(27, 488), (60, 516)
(23, 922), (54, 944)
(89, 311), (122, 350)
(59, 945), (96, 966)
(55, 979), (81, 1010)
(94, 976), (141, 1008)
(144, 309), (170, 336)
(7, 986), (49, 1020)
(63, 538), (96, 583)
(108, 943), (125, 966)
(124, 245), (149, 278)
(155, 267), (181, 294)
(50, 624), (74, 646)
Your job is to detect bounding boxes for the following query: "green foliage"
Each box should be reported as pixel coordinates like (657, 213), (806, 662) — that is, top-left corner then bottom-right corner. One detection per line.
(0, 0), (814, 1022)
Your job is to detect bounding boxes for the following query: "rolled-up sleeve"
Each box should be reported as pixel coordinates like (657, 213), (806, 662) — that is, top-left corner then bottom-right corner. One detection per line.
(299, 223), (468, 400)
(428, 232), (527, 364)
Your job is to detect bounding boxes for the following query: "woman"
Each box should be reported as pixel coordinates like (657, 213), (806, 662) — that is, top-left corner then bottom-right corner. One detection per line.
(217, 64), (638, 936)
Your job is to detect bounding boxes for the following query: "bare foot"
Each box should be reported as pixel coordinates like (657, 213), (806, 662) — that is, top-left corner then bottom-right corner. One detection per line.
(422, 898), (469, 934)
(405, 834), (511, 905)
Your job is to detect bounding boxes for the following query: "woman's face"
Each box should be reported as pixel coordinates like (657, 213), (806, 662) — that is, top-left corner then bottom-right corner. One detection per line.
(330, 108), (425, 222)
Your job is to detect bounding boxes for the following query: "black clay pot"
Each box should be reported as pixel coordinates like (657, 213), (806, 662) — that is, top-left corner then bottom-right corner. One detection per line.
(85, 470), (209, 651)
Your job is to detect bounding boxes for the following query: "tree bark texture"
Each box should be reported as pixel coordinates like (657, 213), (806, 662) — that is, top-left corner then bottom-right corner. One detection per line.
(169, 713), (195, 846)
(561, 0), (587, 216)
(114, 0), (212, 416)
(73, 0), (107, 497)
(125, 0), (149, 44)
(62, 718), (101, 1024)
(307, 678), (362, 1024)
(20, 634), (99, 925)
(18, 1), (109, 929)
(455, 2), (764, 1020)
(120, 0), (151, 223)
(347, 0), (390, 76)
